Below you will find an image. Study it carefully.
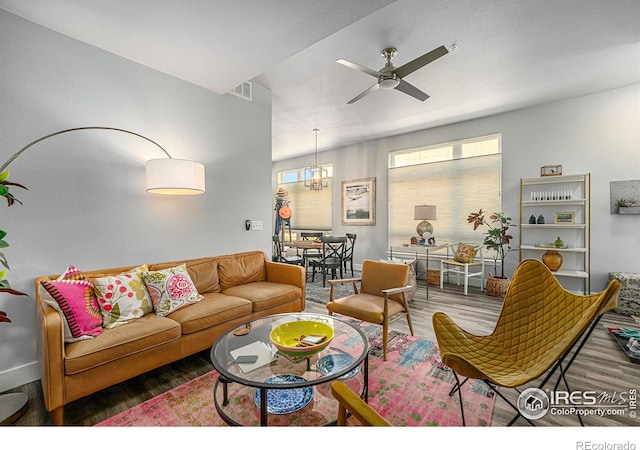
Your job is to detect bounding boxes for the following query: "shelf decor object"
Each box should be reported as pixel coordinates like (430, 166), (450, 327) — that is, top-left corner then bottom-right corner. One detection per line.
(540, 165), (562, 176)
(519, 173), (590, 293)
(542, 250), (563, 271)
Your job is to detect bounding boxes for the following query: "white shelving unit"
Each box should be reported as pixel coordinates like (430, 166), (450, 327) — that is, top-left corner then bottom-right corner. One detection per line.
(519, 174), (591, 293)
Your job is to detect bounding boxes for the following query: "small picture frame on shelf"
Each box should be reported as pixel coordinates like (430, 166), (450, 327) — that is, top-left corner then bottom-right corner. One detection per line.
(541, 165), (562, 177)
(554, 211), (575, 224)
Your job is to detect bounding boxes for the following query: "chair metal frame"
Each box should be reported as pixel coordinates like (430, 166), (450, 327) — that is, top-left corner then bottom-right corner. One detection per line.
(434, 259), (621, 426)
(310, 236), (347, 287)
(343, 233), (357, 277)
(439, 243), (485, 295)
(271, 234), (303, 266)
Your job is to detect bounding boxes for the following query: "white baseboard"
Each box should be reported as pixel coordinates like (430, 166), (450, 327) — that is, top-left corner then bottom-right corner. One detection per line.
(0, 361), (39, 393)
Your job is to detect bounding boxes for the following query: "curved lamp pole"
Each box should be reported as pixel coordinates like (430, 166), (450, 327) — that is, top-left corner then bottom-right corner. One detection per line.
(0, 126), (205, 424)
(0, 126), (205, 195)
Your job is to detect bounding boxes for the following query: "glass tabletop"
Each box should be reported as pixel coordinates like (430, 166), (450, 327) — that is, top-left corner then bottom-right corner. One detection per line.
(210, 312), (368, 388)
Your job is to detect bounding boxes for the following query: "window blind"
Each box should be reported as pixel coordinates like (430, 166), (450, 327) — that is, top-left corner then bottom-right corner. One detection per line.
(389, 153), (501, 247)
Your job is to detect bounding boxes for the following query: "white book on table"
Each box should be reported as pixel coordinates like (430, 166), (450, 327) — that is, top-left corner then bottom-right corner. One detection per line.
(229, 341), (277, 373)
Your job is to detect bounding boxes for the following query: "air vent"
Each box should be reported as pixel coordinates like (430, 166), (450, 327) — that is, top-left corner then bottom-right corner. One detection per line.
(229, 81), (252, 101)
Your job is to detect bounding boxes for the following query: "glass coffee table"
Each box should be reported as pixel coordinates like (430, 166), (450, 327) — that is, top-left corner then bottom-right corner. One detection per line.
(210, 313), (369, 426)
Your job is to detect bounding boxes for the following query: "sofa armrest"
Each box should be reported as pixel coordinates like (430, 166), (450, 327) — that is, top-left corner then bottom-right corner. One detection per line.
(35, 285), (66, 413)
(264, 260), (306, 308)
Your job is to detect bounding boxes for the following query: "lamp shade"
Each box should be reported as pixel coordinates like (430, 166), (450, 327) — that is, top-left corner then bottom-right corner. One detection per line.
(414, 205), (437, 220)
(145, 158), (205, 195)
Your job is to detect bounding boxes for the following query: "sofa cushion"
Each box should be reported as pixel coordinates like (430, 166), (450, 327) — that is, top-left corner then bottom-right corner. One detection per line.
(64, 314), (181, 375)
(221, 281), (301, 312)
(94, 265), (153, 329)
(217, 251), (267, 290)
(167, 292), (252, 334)
(148, 258), (220, 294)
(142, 264), (204, 316)
(39, 265), (103, 342)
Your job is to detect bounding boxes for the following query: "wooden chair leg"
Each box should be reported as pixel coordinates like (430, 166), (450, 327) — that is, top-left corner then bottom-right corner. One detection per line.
(382, 321), (389, 361)
(403, 293), (415, 336)
(50, 406), (64, 426)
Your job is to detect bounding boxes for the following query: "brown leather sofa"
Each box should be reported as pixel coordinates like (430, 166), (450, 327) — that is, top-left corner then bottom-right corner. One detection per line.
(35, 250), (305, 425)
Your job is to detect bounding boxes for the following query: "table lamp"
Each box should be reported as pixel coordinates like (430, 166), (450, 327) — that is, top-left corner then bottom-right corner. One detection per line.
(414, 205), (436, 237)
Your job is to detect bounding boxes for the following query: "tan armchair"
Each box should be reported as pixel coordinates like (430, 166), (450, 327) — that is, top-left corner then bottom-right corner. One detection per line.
(433, 258), (621, 426)
(326, 259), (414, 361)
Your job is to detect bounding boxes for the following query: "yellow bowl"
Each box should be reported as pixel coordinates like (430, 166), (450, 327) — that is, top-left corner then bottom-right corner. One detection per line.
(270, 320), (334, 357)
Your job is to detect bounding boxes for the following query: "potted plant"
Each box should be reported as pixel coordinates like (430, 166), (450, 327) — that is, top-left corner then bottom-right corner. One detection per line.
(616, 199), (640, 215)
(467, 209), (514, 297)
(0, 170), (28, 322)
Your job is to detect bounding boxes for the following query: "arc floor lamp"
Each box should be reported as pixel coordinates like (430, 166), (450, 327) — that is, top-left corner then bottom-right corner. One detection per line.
(0, 126), (205, 424)
(0, 126), (206, 195)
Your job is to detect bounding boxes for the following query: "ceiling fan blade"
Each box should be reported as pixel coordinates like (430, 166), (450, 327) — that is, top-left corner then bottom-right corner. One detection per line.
(394, 45), (449, 79)
(395, 79), (429, 101)
(347, 83), (380, 104)
(337, 59), (381, 78)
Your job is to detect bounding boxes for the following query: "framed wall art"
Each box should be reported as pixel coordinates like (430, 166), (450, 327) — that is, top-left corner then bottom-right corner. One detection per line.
(342, 177), (376, 226)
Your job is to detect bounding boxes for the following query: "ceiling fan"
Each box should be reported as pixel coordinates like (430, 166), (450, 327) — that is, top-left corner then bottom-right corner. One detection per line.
(337, 45), (449, 104)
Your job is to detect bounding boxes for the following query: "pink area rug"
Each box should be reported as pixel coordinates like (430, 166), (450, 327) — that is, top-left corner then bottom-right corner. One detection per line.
(97, 322), (494, 427)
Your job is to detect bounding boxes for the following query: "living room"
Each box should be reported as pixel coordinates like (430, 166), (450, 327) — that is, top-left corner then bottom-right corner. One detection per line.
(0, 0), (638, 443)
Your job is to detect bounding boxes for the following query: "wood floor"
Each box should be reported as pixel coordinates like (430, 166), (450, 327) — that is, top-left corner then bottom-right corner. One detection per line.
(8, 279), (640, 427)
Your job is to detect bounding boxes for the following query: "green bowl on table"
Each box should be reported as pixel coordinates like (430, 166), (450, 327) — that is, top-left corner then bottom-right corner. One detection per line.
(270, 320), (334, 357)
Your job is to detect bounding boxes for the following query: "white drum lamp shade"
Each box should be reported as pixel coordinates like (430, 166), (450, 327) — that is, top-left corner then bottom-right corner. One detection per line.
(146, 158), (205, 195)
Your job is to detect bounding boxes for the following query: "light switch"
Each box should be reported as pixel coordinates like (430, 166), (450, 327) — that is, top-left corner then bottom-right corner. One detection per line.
(251, 220), (263, 231)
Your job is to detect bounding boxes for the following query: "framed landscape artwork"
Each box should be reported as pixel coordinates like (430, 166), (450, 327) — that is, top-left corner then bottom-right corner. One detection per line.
(342, 177), (376, 225)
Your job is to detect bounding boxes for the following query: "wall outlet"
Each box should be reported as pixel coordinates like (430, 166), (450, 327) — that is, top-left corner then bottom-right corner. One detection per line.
(251, 220), (263, 231)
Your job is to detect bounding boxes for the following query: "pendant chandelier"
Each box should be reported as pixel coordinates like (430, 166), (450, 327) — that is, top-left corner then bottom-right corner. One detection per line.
(304, 128), (328, 191)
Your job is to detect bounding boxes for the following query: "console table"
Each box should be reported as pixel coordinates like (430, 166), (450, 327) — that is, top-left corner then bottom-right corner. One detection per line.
(389, 244), (448, 299)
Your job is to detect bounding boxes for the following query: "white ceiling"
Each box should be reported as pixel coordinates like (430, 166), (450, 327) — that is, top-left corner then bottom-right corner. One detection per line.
(1, 0), (639, 161)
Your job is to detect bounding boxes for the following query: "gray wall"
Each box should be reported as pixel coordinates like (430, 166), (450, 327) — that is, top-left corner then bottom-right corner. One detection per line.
(273, 83), (640, 291)
(0, 10), (273, 390)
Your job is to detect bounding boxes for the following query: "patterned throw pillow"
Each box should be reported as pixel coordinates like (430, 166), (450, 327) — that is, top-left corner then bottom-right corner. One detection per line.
(453, 244), (479, 264)
(94, 265), (153, 329)
(39, 265), (102, 342)
(142, 264), (204, 317)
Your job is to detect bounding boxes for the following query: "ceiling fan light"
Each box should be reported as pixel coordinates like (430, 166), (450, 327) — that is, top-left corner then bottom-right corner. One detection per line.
(379, 74), (400, 89)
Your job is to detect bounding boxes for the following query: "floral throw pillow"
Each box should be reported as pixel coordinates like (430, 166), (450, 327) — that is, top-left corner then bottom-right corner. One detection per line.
(453, 244), (479, 264)
(94, 265), (153, 329)
(39, 265), (102, 342)
(142, 264), (203, 317)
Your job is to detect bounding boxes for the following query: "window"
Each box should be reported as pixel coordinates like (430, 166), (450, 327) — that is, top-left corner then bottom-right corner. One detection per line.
(388, 134), (501, 248)
(277, 165), (333, 233)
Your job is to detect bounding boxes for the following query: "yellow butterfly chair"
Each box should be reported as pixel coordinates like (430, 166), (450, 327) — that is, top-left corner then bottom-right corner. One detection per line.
(331, 381), (390, 426)
(433, 258), (621, 426)
(326, 259), (414, 361)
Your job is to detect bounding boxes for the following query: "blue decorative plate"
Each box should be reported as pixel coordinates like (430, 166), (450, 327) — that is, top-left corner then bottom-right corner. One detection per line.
(316, 354), (360, 379)
(254, 375), (313, 414)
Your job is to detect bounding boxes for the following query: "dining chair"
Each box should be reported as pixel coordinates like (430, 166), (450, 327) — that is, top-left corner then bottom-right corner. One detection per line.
(310, 236), (347, 287)
(326, 259), (414, 360)
(300, 232), (323, 267)
(433, 259), (621, 426)
(331, 381), (390, 426)
(271, 234), (303, 266)
(343, 233), (357, 277)
(439, 243), (484, 295)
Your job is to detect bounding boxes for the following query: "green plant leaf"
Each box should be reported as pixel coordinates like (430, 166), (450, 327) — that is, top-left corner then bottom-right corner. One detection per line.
(0, 185), (8, 196)
(0, 171), (8, 182)
(0, 230), (6, 240)
(0, 240), (8, 249)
